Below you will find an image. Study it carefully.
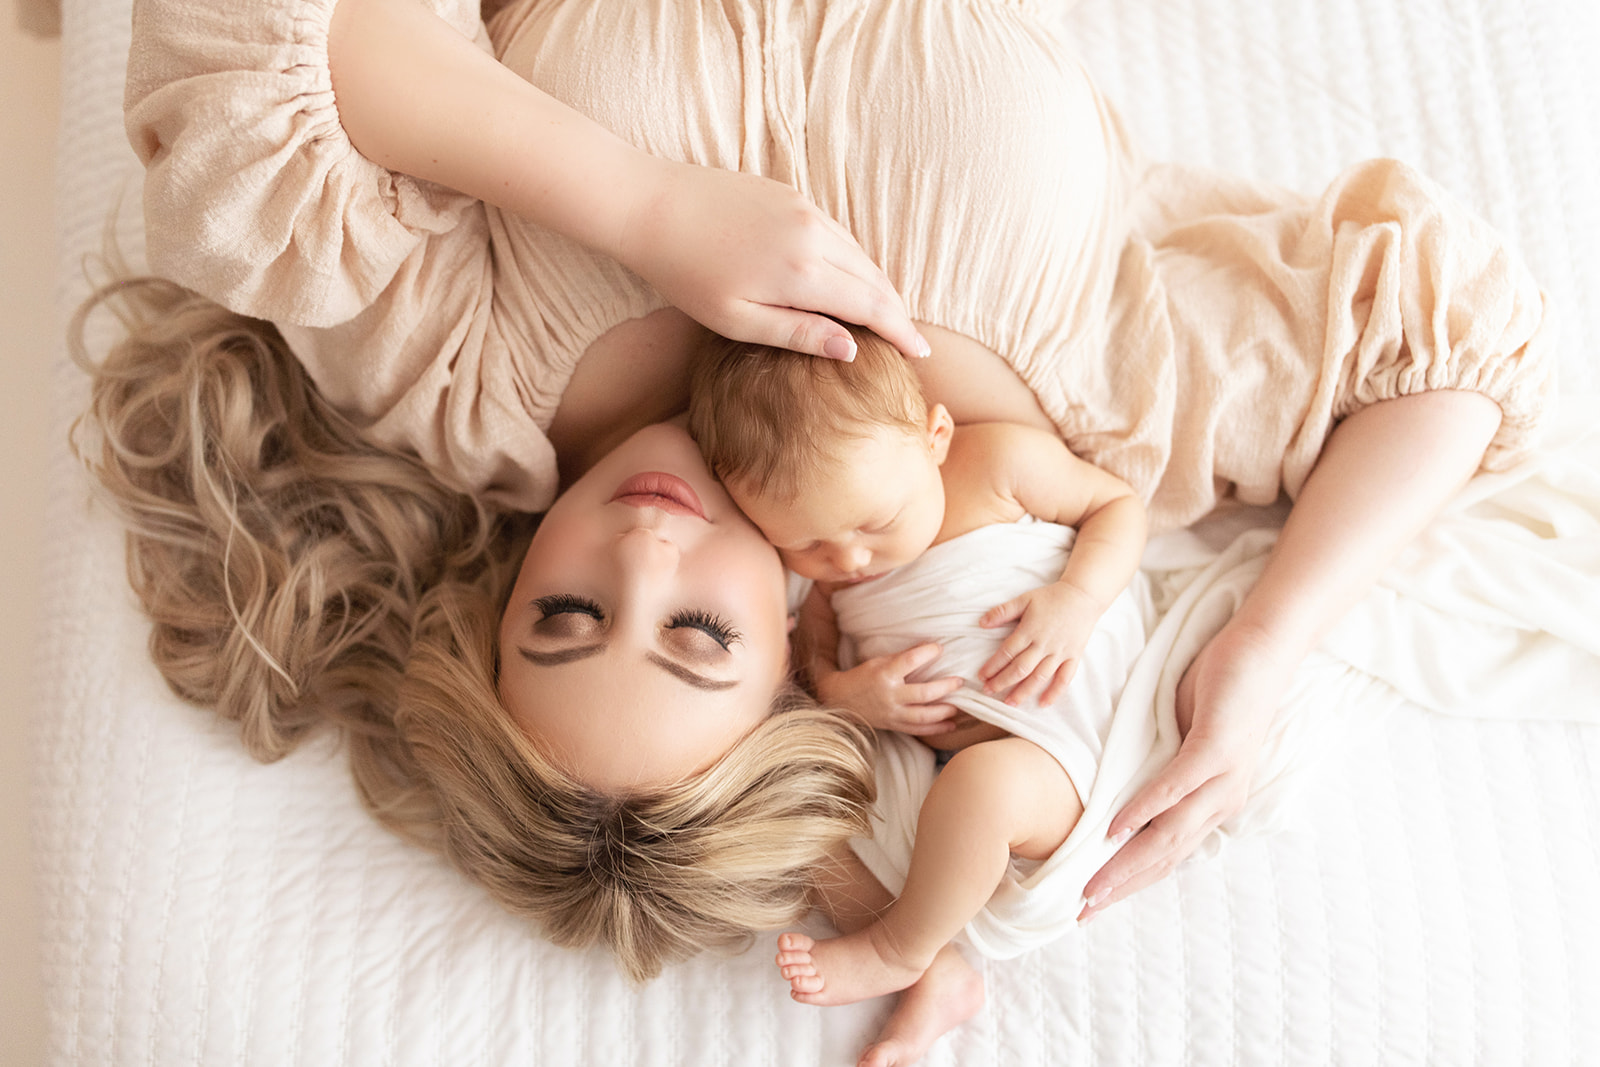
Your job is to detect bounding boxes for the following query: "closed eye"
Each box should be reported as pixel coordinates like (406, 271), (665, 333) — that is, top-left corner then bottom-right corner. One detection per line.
(534, 594), (740, 651)
(534, 593), (604, 621)
(864, 508), (904, 535)
(669, 608), (741, 649)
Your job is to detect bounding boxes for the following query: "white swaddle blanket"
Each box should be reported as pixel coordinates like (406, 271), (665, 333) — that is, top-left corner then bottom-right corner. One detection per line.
(834, 518), (1160, 960)
(840, 418), (1600, 962)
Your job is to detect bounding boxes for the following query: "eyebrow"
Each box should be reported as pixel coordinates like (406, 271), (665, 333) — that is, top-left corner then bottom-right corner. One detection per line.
(516, 645), (738, 692)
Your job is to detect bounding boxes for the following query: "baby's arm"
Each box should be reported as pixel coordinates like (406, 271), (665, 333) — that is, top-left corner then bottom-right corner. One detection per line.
(326, 0), (923, 360)
(795, 586), (968, 737)
(959, 424), (1148, 705)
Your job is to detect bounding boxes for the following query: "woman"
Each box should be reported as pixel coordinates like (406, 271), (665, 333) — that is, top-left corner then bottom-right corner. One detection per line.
(105, 0), (1548, 998)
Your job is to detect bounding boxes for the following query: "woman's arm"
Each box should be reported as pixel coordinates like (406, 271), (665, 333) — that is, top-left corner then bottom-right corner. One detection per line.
(326, 0), (928, 362)
(1078, 389), (1502, 921)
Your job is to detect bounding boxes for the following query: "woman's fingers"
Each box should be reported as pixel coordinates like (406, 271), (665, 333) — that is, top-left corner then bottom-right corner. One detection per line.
(725, 268), (926, 362)
(1105, 740), (1226, 841)
(1079, 768), (1244, 921)
(619, 163), (929, 361)
(812, 212), (928, 358)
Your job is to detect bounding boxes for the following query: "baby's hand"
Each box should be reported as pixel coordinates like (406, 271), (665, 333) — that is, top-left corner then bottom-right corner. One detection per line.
(976, 582), (1102, 706)
(815, 644), (966, 736)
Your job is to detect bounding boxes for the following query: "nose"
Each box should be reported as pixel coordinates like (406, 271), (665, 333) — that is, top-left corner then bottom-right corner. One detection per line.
(830, 543), (872, 577)
(612, 524), (680, 575)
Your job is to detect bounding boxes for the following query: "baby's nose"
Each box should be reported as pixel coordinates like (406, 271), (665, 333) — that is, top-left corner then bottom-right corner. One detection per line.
(832, 543), (871, 575)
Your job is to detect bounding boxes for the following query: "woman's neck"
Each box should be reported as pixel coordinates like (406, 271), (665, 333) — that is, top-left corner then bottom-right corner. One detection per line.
(547, 308), (709, 487)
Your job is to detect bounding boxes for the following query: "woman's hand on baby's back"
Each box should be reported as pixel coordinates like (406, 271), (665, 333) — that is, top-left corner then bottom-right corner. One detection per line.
(815, 643), (966, 736)
(610, 159), (930, 362)
(1079, 620), (1292, 921)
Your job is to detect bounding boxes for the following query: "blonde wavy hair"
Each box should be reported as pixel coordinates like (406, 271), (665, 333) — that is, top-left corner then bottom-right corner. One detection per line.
(70, 273), (877, 981)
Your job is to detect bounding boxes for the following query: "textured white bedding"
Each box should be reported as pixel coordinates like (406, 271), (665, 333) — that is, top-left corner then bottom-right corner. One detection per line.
(35, 0), (1600, 1064)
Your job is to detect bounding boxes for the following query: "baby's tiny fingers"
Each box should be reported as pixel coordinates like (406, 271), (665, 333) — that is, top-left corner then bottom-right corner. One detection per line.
(978, 638), (1028, 685)
(906, 675), (964, 705)
(890, 642), (945, 678)
(984, 648), (1042, 694)
(1038, 660), (1078, 705)
(897, 708), (964, 736)
(980, 598), (1025, 628)
(1004, 664), (1056, 707)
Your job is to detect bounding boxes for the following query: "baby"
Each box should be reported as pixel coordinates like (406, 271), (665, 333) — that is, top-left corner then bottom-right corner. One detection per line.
(687, 327), (1149, 1006)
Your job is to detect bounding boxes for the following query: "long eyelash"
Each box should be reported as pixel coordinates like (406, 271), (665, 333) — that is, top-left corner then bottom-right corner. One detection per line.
(671, 608), (742, 649)
(534, 593), (605, 620)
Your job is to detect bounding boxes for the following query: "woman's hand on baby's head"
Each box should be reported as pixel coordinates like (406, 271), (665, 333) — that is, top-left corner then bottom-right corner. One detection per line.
(611, 159), (930, 362)
(815, 643), (966, 736)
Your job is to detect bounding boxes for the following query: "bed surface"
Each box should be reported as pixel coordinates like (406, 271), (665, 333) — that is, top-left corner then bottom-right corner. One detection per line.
(35, 0), (1600, 1063)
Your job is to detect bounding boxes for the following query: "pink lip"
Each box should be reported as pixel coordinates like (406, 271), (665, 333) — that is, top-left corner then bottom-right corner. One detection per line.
(610, 472), (707, 519)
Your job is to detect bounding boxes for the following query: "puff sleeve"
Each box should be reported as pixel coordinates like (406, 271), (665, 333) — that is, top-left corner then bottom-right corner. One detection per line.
(124, 0), (563, 511)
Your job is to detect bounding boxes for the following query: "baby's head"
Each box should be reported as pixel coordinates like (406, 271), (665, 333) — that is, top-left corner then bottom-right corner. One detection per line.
(688, 327), (953, 585)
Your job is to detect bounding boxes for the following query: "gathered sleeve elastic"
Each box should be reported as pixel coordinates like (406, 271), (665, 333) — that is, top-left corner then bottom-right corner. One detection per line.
(124, 0), (564, 511)
(125, 0), (485, 327)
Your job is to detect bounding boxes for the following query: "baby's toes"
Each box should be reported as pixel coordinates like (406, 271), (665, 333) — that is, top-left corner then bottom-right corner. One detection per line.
(777, 931), (815, 953)
(789, 971), (826, 996)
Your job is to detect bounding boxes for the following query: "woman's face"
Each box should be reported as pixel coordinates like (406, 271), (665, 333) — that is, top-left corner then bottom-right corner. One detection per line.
(497, 422), (792, 792)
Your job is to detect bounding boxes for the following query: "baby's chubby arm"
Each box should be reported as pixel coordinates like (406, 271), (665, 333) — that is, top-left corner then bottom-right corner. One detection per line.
(794, 586), (968, 737)
(959, 424), (1148, 705)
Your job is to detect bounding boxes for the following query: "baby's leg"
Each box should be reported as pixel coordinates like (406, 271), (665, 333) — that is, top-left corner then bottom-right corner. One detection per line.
(800, 849), (986, 1067)
(778, 737), (1081, 1006)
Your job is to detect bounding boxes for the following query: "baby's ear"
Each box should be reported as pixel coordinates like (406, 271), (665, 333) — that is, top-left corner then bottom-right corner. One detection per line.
(926, 403), (955, 464)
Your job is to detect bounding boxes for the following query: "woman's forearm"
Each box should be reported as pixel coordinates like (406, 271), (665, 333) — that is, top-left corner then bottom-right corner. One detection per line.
(327, 0), (654, 259)
(326, 0), (927, 362)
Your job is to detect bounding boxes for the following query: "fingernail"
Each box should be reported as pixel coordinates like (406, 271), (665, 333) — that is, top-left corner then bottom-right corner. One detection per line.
(1109, 828), (1132, 847)
(915, 333), (932, 358)
(1085, 889), (1109, 910)
(824, 335), (856, 361)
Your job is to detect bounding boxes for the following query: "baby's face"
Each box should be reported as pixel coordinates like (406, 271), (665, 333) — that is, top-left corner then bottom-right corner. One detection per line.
(731, 424), (948, 586)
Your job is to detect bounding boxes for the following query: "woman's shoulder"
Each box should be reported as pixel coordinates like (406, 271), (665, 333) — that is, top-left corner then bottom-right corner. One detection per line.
(127, 0), (484, 327)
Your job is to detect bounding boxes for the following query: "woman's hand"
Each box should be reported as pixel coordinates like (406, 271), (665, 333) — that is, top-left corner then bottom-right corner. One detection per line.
(1078, 621), (1293, 921)
(612, 159), (930, 362)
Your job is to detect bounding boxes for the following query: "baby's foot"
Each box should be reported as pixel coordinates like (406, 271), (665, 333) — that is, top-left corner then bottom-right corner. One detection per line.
(857, 945), (984, 1067)
(774, 926), (929, 1006)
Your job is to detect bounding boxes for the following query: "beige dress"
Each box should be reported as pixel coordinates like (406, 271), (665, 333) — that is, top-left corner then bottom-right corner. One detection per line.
(124, 0), (1553, 530)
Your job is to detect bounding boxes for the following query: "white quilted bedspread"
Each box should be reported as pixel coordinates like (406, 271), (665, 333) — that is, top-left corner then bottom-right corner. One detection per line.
(34, 0), (1600, 1064)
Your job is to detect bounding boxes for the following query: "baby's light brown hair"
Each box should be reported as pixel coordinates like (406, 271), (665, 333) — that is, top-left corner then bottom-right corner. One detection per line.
(687, 326), (929, 502)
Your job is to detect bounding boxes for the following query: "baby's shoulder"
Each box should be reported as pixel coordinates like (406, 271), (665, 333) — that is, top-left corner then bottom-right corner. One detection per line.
(941, 423), (1062, 523)
(947, 421), (1071, 473)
